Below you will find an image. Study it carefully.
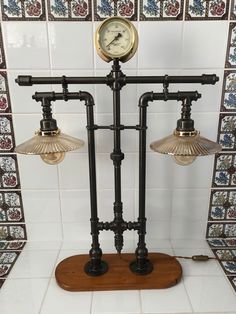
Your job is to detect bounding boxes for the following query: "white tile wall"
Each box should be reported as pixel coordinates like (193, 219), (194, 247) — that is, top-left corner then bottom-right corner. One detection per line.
(17, 155), (59, 190)
(22, 190), (61, 223)
(48, 22), (94, 69)
(5, 19), (227, 248)
(138, 22), (183, 69)
(181, 22), (228, 69)
(2, 22), (50, 69)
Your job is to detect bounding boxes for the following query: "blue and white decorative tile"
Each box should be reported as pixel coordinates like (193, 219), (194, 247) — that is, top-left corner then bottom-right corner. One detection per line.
(1, 0), (46, 20)
(0, 279), (4, 288)
(226, 23), (236, 68)
(208, 238), (236, 247)
(214, 248), (236, 260)
(207, 222), (236, 238)
(0, 73), (11, 114)
(207, 238), (227, 247)
(186, 0), (229, 20)
(117, 0), (137, 18)
(229, 276), (236, 292)
(209, 190), (236, 220)
(0, 116), (15, 153)
(207, 223), (225, 237)
(0, 251), (19, 278)
(231, 0), (236, 19)
(211, 249), (236, 289)
(0, 155), (20, 189)
(94, 0), (137, 20)
(225, 223), (236, 237)
(218, 114), (236, 151)
(47, 0), (91, 21)
(222, 260), (236, 274)
(212, 153), (236, 187)
(216, 249), (236, 275)
(0, 224), (26, 241)
(140, 0), (183, 20)
(221, 71), (236, 112)
(0, 241), (25, 250)
(0, 192), (24, 223)
(0, 30), (6, 70)
(225, 238), (236, 246)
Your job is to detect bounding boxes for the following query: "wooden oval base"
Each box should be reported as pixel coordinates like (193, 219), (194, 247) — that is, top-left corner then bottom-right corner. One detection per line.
(55, 253), (182, 292)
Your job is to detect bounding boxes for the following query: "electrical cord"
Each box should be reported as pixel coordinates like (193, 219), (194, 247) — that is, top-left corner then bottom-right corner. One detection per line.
(118, 253), (236, 262)
(174, 254), (236, 262)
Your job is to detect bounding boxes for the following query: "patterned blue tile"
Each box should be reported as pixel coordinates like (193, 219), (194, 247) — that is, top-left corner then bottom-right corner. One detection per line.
(94, 0), (137, 20)
(208, 238), (236, 247)
(231, 0), (236, 20)
(218, 114), (236, 151)
(221, 71), (236, 112)
(207, 222), (236, 238)
(229, 276), (236, 292)
(48, 0), (92, 21)
(212, 153), (236, 187)
(186, 0), (229, 20)
(140, 0), (183, 20)
(1, 0), (46, 20)
(0, 251), (19, 278)
(0, 241), (25, 250)
(0, 192), (24, 223)
(226, 23), (236, 68)
(0, 224), (27, 241)
(209, 190), (236, 221)
(0, 116), (15, 153)
(0, 155), (20, 189)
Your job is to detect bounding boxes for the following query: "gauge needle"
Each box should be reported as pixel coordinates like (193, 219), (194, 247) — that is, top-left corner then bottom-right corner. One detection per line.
(106, 32), (122, 47)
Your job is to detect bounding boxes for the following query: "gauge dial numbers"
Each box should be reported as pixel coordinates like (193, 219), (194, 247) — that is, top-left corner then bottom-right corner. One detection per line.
(95, 17), (138, 63)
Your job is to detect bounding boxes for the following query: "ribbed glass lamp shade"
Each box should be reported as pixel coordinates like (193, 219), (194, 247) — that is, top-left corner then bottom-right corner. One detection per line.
(150, 130), (221, 156)
(15, 129), (84, 156)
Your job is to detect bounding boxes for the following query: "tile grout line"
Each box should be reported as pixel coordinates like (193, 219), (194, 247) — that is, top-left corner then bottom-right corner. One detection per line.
(38, 276), (53, 314)
(90, 291), (94, 314)
(181, 276), (198, 314)
(38, 243), (63, 314)
(139, 289), (143, 314)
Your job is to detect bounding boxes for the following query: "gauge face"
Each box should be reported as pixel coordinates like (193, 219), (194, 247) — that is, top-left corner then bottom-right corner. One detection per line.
(95, 17), (138, 63)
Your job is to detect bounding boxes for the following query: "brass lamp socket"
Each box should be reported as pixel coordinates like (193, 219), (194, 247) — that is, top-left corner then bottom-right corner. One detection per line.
(174, 130), (199, 137)
(36, 129), (61, 137)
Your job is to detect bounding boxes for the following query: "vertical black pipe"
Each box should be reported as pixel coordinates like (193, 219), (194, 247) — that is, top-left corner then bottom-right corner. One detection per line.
(80, 92), (108, 276)
(130, 92), (154, 275)
(110, 59), (125, 253)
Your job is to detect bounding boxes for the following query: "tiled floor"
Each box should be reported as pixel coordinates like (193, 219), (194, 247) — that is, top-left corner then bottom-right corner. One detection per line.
(0, 240), (236, 314)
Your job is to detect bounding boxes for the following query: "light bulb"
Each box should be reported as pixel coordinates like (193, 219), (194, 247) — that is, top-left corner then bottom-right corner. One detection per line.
(40, 152), (65, 165)
(172, 155), (196, 166)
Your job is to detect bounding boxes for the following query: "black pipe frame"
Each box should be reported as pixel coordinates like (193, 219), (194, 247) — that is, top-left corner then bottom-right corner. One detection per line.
(16, 60), (218, 276)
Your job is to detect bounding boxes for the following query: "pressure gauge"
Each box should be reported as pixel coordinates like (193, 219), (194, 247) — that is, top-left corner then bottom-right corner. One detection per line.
(95, 17), (138, 63)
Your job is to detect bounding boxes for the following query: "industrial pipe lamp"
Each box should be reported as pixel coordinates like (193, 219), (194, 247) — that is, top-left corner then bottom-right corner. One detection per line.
(14, 17), (221, 291)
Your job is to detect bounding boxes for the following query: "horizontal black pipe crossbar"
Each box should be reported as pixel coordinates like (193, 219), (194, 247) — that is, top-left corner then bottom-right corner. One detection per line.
(153, 91), (201, 101)
(16, 74), (219, 86)
(87, 125), (141, 130)
(97, 221), (141, 231)
(33, 91), (201, 104)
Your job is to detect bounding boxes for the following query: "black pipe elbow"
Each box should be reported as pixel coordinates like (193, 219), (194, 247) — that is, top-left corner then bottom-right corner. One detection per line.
(139, 92), (154, 107)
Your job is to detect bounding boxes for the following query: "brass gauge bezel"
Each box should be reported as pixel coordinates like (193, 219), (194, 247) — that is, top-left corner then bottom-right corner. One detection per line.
(95, 17), (138, 63)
